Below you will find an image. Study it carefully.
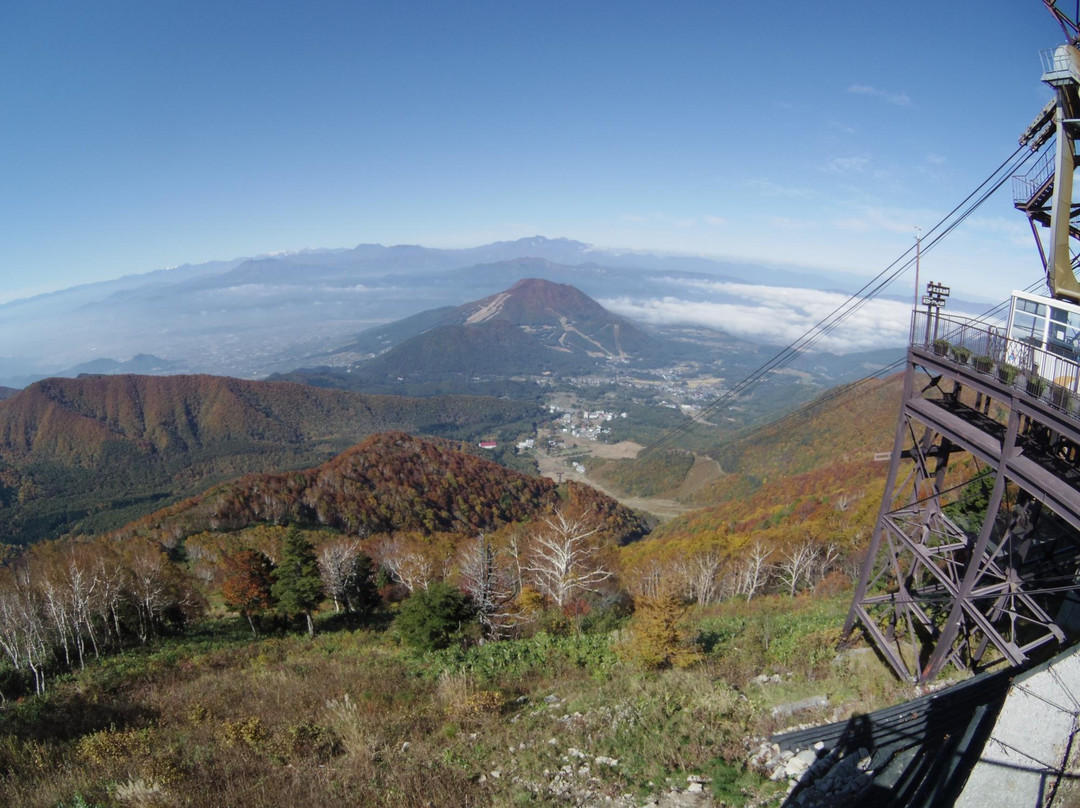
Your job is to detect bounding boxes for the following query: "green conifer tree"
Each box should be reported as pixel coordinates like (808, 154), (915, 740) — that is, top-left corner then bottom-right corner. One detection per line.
(396, 582), (475, 651)
(272, 527), (324, 636)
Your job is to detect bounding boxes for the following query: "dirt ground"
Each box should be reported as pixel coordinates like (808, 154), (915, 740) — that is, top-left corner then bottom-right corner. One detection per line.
(585, 440), (643, 459)
(534, 433), (700, 520)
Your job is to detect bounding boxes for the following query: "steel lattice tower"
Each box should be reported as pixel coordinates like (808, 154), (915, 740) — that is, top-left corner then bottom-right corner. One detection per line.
(845, 3), (1080, 683)
(844, 330), (1080, 683)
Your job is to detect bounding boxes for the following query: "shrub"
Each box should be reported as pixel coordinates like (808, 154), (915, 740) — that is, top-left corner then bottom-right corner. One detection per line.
(421, 630), (618, 683)
(1051, 383), (1073, 410)
(997, 363), (1020, 384)
(272, 720), (338, 760)
(621, 593), (702, 670)
(396, 582), (476, 651)
(75, 728), (150, 765)
(219, 716), (267, 750)
(55, 796), (107, 808)
(435, 672), (506, 718)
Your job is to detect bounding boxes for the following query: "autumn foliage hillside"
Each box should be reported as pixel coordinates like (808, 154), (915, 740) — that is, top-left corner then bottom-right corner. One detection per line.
(115, 431), (648, 546)
(617, 375), (902, 597)
(704, 374), (902, 486)
(0, 375), (543, 544)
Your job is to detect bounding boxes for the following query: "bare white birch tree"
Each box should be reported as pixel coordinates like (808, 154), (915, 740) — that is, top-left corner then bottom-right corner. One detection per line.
(682, 550), (722, 606)
(378, 540), (436, 593)
(736, 541), (773, 602)
(776, 539), (820, 597)
(628, 560), (667, 600)
(814, 541), (842, 583)
(0, 567), (50, 695)
(319, 540), (362, 613)
(523, 508), (612, 609)
(458, 533), (517, 640)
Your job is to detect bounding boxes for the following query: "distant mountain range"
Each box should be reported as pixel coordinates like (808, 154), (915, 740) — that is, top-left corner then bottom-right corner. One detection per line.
(272, 277), (901, 401)
(0, 236), (898, 385)
(0, 374), (541, 545)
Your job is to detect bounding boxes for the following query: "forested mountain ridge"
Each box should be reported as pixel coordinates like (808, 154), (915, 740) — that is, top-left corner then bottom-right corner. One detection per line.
(0, 375), (543, 545)
(113, 431), (649, 546)
(0, 375), (541, 459)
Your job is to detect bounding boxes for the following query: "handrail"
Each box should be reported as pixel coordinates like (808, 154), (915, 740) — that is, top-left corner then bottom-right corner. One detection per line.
(912, 309), (1080, 416)
(1012, 148), (1055, 207)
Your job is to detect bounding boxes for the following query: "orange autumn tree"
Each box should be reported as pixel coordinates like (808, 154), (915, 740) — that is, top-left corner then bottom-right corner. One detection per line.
(221, 549), (276, 636)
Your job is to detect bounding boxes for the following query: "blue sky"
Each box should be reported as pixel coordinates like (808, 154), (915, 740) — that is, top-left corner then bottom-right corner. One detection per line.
(0, 1), (1066, 306)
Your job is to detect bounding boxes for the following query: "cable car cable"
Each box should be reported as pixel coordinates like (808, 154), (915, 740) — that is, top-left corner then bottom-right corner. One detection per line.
(639, 144), (1039, 457)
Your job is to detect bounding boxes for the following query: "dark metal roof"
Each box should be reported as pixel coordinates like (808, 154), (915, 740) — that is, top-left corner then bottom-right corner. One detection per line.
(772, 667), (1015, 808)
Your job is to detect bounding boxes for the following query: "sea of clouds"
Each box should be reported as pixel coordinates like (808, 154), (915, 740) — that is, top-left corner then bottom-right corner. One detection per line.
(601, 277), (915, 354)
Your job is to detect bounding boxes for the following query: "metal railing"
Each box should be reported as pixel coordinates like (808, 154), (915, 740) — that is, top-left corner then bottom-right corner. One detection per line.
(911, 309), (1080, 416)
(1012, 148), (1055, 207)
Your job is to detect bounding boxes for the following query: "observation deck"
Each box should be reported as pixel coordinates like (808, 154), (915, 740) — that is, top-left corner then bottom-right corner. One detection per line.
(909, 306), (1080, 529)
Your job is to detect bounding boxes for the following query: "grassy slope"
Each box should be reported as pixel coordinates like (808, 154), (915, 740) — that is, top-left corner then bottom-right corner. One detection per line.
(0, 595), (912, 808)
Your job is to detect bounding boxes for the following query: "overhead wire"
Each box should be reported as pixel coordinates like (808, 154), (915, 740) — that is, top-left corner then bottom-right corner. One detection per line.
(638, 141), (1043, 457)
(642, 181), (1014, 454)
(709, 276), (1049, 455)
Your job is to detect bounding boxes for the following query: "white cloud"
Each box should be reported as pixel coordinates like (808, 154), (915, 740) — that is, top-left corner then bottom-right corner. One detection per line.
(831, 206), (925, 235)
(703, 215), (726, 226)
(601, 281), (913, 353)
(212, 282), (375, 298)
(767, 216), (814, 231)
(825, 156), (871, 174)
(848, 84), (913, 107)
(744, 178), (813, 198)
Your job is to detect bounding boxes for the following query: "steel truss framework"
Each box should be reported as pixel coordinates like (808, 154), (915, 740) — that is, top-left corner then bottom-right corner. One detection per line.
(845, 344), (1080, 683)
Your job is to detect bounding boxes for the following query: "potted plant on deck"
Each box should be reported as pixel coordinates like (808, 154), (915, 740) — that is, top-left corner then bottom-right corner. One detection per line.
(933, 338), (950, 356)
(997, 363), (1020, 385)
(951, 346), (971, 365)
(1027, 375), (1047, 398)
(1051, 383), (1073, 411)
(973, 355), (994, 373)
